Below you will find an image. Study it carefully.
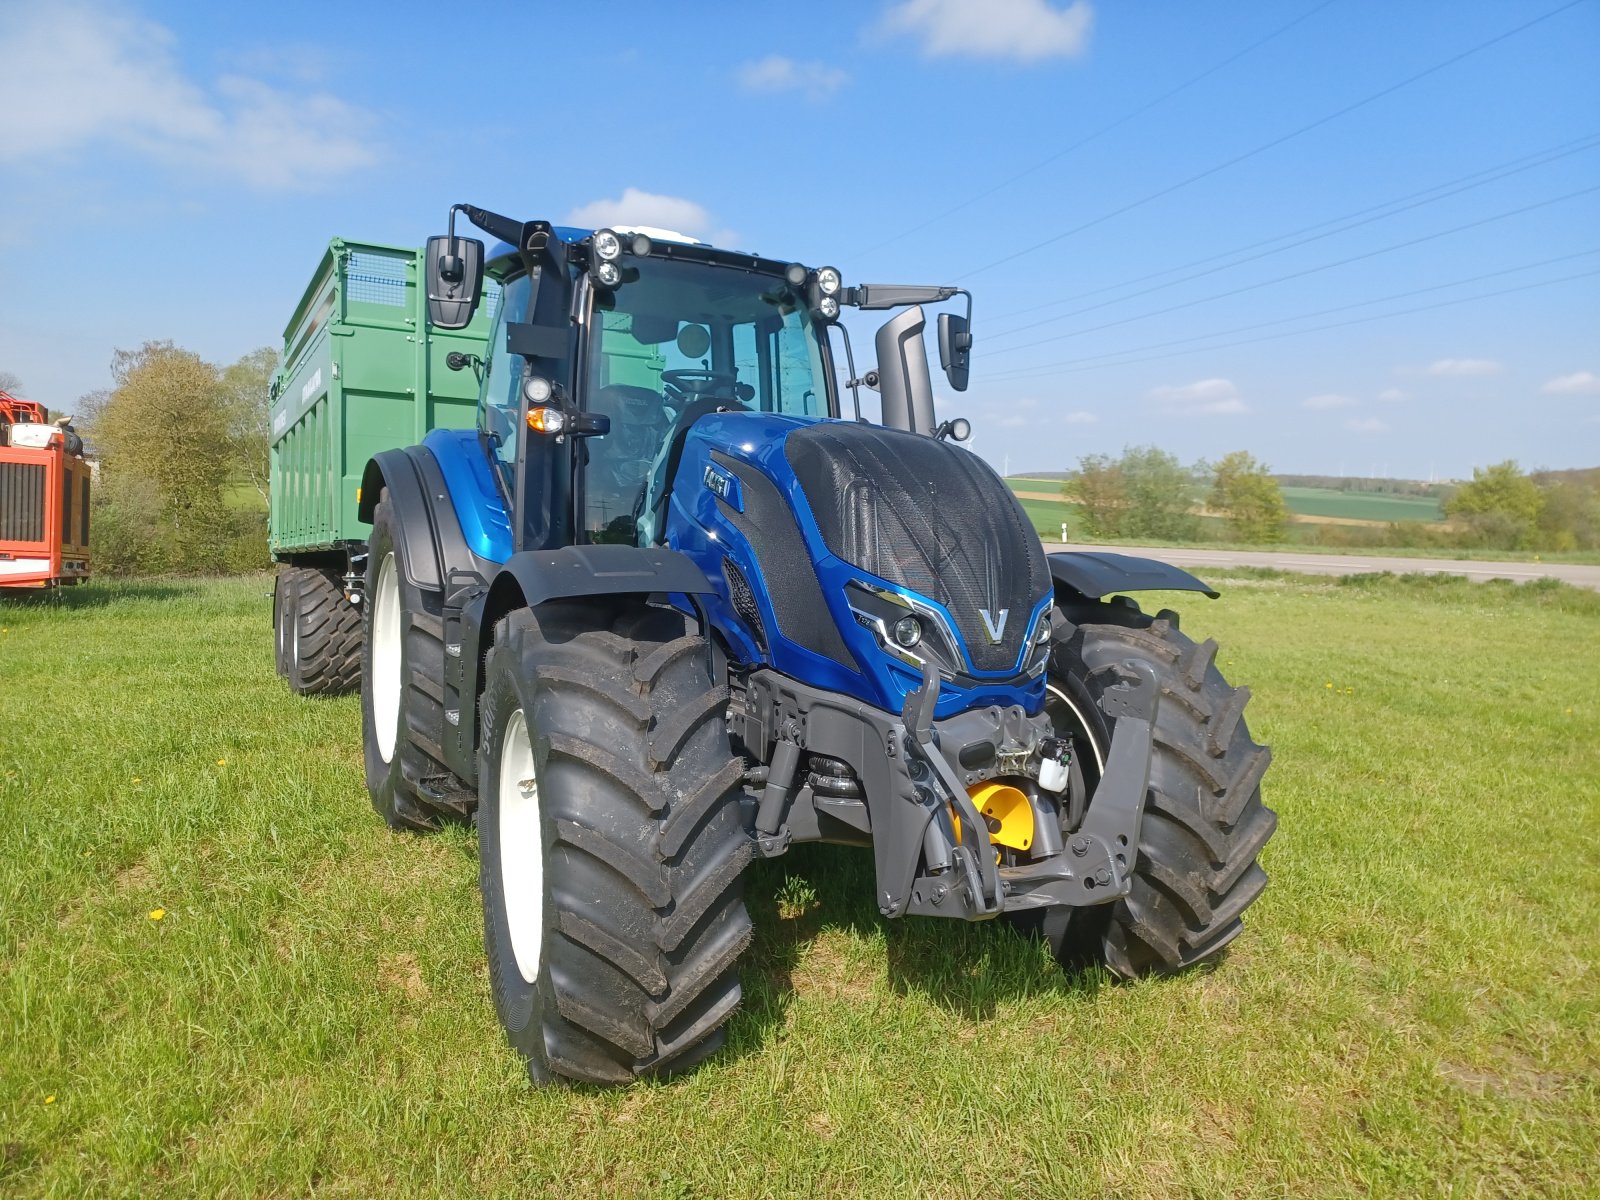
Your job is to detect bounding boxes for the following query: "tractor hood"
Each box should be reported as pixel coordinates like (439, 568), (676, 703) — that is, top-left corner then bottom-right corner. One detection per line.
(667, 413), (1051, 718)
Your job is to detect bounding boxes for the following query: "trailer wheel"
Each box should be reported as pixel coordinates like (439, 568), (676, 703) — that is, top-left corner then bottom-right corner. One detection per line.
(284, 567), (362, 696)
(478, 601), (751, 1086)
(1026, 605), (1277, 976)
(361, 491), (453, 831)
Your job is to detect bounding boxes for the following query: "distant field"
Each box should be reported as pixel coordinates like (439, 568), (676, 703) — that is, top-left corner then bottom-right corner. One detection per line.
(2, 573), (1596, 1195)
(1279, 486), (1443, 524)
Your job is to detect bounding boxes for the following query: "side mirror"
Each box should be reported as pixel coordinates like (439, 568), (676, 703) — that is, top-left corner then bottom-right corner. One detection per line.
(425, 234), (484, 329)
(938, 312), (972, 392)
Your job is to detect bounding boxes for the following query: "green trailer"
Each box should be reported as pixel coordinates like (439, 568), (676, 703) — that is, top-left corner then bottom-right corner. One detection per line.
(268, 238), (499, 695)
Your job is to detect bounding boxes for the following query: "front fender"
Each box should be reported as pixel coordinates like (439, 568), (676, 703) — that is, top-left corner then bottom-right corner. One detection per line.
(1048, 551), (1218, 603)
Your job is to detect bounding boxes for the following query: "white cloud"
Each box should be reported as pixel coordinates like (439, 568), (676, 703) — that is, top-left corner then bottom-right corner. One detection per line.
(1345, 417), (1389, 433)
(1540, 370), (1600, 396)
(0, 3), (379, 189)
(998, 414), (1028, 428)
(737, 55), (848, 101)
(879, 0), (1093, 62)
(564, 188), (737, 246)
(1303, 393), (1356, 410)
(1063, 410), (1096, 424)
(1148, 377), (1247, 416)
(1425, 358), (1502, 377)
(1377, 388), (1407, 403)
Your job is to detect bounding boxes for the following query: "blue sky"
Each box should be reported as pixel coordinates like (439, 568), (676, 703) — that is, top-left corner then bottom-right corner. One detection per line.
(1, 0), (1596, 479)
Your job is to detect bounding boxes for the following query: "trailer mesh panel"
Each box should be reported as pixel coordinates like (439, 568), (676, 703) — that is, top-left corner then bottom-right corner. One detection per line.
(1, 461), (45, 543)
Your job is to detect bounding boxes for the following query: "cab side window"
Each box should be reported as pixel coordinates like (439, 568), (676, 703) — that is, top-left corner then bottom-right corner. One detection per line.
(480, 273), (533, 490)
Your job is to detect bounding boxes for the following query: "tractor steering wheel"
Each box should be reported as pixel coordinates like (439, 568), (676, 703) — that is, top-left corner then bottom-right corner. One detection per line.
(661, 369), (738, 398)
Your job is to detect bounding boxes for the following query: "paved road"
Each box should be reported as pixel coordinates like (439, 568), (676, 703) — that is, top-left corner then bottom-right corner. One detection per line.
(1041, 542), (1600, 592)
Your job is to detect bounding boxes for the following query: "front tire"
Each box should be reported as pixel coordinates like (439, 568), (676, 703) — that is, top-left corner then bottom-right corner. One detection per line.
(1037, 605), (1277, 977)
(477, 602), (752, 1085)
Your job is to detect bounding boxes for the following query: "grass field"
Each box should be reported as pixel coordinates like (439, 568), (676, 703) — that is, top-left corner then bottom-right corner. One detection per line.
(1279, 486), (1444, 524)
(3, 575), (1598, 1196)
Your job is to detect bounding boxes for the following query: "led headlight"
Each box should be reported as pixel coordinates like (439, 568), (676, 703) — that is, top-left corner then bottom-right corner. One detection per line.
(816, 266), (841, 296)
(595, 260), (622, 288)
(893, 615), (923, 648)
(818, 295), (840, 320)
(1034, 608), (1052, 643)
(785, 263), (808, 287)
(522, 375), (553, 404)
(593, 229), (622, 262)
(629, 233), (653, 257)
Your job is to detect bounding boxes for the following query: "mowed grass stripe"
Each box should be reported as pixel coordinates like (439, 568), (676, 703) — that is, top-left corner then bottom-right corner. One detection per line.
(1, 574), (1596, 1197)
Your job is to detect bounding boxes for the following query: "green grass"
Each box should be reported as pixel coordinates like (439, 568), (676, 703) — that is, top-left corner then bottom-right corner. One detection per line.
(1278, 486), (1444, 524)
(3, 574), (1598, 1197)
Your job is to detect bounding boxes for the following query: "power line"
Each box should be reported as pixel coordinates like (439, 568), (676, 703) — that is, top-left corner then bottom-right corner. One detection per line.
(986, 132), (1600, 340)
(847, 0), (1340, 262)
(955, 0), (1590, 281)
(983, 182), (1600, 357)
(983, 248), (1600, 379)
(984, 264), (1600, 381)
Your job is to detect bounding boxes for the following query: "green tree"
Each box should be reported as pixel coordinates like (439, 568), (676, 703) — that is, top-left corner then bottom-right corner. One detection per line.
(1443, 460), (1543, 550)
(1209, 450), (1288, 543)
(93, 342), (235, 569)
(1534, 478), (1600, 551)
(219, 346), (278, 505)
(1119, 445), (1201, 541)
(1063, 453), (1126, 537)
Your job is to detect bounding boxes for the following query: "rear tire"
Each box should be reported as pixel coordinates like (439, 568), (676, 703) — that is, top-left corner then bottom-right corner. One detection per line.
(285, 566), (362, 696)
(1033, 605), (1277, 977)
(477, 601), (752, 1085)
(361, 492), (454, 831)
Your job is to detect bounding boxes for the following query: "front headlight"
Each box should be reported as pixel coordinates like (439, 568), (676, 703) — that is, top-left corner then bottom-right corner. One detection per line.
(593, 229), (622, 262)
(816, 266), (841, 296)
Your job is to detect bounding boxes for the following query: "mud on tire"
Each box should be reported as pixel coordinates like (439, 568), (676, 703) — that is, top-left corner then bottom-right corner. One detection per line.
(477, 601), (752, 1085)
(1040, 605), (1277, 977)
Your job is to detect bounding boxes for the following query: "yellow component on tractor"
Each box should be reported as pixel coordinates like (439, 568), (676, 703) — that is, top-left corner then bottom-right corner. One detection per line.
(954, 781), (1037, 853)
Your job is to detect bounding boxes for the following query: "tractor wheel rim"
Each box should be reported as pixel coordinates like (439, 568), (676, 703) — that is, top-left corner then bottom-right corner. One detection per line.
(498, 708), (545, 984)
(372, 553), (401, 763)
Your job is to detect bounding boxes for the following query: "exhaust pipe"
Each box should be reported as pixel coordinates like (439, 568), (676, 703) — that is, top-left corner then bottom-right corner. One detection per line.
(875, 305), (937, 436)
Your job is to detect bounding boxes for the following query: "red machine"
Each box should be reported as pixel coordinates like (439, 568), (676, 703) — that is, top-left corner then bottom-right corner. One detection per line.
(0, 390), (91, 587)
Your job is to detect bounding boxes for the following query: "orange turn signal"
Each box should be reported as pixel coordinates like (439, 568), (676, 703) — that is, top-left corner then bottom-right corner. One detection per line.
(527, 407), (566, 435)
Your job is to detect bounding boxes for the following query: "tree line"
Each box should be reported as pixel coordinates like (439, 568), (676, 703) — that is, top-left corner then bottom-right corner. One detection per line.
(1058, 447), (1600, 551)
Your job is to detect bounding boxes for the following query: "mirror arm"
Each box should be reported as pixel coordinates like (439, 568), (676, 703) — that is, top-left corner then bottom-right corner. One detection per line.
(832, 324), (863, 422)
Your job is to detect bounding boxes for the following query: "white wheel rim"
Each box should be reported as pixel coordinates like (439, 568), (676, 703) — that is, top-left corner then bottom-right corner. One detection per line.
(1046, 682), (1107, 776)
(498, 708), (545, 984)
(371, 554), (401, 763)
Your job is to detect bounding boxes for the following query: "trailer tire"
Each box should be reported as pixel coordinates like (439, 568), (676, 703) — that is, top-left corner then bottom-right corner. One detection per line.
(361, 492), (454, 832)
(285, 567), (362, 696)
(1028, 606), (1277, 977)
(273, 567), (297, 679)
(478, 601), (752, 1086)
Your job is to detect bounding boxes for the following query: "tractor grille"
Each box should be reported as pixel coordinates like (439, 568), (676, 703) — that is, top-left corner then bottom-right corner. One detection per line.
(723, 557), (767, 651)
(785, 423), (1048, 673)
(1, 461), (45, 542)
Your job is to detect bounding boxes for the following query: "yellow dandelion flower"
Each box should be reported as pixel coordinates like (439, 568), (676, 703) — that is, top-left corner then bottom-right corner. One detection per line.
(44, 1095), (55, 1105)
(1325, 682), (1333, 689)
(216, 758), (227, 767)
(148, 908), (166, 922)
(132, 777), (141, 784)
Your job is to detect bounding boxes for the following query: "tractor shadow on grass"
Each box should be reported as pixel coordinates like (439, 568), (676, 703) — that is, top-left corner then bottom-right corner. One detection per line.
(735, 842), (1115, 1042)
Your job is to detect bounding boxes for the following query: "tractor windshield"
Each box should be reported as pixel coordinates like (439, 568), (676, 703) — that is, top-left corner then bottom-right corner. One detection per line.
(581, 256), (831, 543)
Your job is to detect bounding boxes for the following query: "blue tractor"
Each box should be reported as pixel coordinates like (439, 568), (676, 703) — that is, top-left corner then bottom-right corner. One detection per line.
(356, 205), (1276, 1085)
